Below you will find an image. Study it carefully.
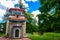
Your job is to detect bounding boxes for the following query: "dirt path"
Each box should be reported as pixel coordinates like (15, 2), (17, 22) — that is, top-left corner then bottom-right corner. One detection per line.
(0, 37), (31, 40)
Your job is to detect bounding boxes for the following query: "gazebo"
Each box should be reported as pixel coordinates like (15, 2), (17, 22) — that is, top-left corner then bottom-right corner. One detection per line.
(5, 4), (26, 38)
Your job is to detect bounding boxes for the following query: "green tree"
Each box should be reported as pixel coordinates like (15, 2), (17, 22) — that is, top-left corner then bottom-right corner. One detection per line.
(38, 0), (60, 33)
(24, 12), (38, 33)
(0, 22), (6, 33)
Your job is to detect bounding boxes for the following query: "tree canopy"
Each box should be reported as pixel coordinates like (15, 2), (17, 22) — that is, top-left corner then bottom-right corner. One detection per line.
(38, 0), (60, 33)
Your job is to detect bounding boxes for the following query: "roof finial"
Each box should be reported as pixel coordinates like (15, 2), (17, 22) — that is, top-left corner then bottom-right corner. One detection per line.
(20, 0), (23, 8)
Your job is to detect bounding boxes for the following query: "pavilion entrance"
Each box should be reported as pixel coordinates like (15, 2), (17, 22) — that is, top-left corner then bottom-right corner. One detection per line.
(15, 29), (19, 37)
(11, 26), (23, 38)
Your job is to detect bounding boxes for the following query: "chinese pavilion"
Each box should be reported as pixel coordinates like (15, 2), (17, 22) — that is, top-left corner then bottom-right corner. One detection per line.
(5, 0), (26, 38)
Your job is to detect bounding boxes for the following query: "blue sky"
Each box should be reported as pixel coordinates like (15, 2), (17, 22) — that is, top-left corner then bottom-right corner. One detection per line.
(25, 0), (40, 12)
(0, 0), (40, 23)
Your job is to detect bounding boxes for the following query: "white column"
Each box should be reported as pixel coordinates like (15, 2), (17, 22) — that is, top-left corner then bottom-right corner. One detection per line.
(6, 20), (9, 35)
(14, 29), (15, 38)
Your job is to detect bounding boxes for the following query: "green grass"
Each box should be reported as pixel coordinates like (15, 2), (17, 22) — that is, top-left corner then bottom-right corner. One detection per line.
(0, 33), (5, 37)
(28, 32), (60, 40)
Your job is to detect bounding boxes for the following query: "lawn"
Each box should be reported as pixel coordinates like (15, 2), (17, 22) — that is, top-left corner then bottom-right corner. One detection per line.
(28, 32), (60, 40)
(0, 32), (60, 40)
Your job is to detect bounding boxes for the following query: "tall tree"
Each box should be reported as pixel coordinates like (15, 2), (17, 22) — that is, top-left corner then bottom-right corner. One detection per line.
(38, 0), (60, 33)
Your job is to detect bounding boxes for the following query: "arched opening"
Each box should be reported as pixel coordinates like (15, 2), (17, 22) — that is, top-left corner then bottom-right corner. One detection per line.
(15, 29), (19, 37)
(11, 26), (23, 38)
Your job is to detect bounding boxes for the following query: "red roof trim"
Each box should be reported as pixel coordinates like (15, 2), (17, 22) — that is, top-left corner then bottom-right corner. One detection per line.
(9, 8), (25, 13)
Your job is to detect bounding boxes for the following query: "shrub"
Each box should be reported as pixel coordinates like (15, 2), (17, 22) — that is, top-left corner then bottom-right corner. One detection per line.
(0, 33), (5, 37)
(28, 32), (60, 40)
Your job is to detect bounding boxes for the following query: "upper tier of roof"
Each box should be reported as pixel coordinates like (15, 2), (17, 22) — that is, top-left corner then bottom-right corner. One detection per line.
(9, 8), (25, 13)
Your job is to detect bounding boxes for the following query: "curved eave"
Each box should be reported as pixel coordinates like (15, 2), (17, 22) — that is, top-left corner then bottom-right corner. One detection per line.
(9, 8), (25, 13)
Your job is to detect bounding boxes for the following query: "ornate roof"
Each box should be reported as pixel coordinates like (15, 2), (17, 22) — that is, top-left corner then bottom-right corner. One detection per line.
(9, 8), (25, 13)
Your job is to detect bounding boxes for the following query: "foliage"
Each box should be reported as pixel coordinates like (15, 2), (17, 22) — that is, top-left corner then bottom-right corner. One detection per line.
(0, 33), (5, 37)
(0, 23), (6, 33)
(39, 0), (60, 13)
(38, 0), (60, 33)
(28, 32), (60, 40)
(24, 12), (39, 33)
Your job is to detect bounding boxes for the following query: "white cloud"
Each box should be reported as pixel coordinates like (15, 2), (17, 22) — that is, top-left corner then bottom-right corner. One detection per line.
(0, 9), (6, 21)
(0, 9), (6, 16)
(0, 1), (14, 8)
(0, 0), (19, 8)
(31, 10), (41, 22)
(26, 0), (37, 2)
(32, 0), (37, 2)
(25, 0), (31, 1)
(32, 10), (41, 18)
(23, 3), (29, 7)
(0, 0), (29, 8)
(21, 0), (29, 8)
(0, 18), (3, 20)
(13, 0), (19, 4)
(0, 0), (17, 22)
